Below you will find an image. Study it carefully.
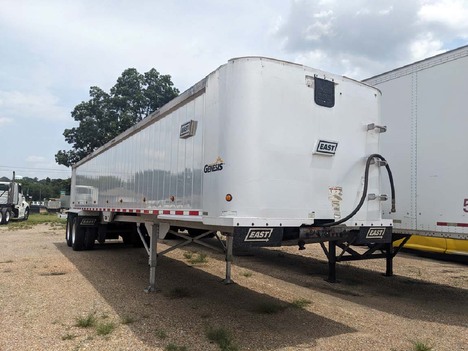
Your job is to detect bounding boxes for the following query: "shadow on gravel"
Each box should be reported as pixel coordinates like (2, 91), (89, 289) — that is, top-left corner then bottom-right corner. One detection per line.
(228, 245), (468, 328)
(56, 241), (354, 350)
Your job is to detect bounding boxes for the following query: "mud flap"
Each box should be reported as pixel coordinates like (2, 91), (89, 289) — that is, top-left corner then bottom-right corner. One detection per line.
(355, 226), (392, 245)
(233, 227), (284, 250)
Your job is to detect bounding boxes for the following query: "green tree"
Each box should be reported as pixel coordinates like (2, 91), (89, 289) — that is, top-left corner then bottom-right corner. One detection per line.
(55, 68), (179, 167)
(19, 177), (71, 201)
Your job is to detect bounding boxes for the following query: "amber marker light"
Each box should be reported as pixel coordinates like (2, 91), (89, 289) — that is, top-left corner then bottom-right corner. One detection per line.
(225, 194), (233, 202)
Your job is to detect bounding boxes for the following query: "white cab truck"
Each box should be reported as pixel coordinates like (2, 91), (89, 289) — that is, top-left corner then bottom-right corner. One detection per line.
(0, 174), (30, 224)
(67, 57), (399, 291)
(364, 45), (468, 254)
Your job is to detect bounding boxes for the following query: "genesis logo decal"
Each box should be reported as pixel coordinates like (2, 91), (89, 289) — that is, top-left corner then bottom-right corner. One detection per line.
(244, 228), (273, 242)
(204, 156), (224, 173)
(314, 140), (338, 156)
(365, 228), (386, 239)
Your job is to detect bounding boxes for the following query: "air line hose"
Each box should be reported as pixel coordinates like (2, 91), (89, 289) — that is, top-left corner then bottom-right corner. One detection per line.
(321, 154), (395, 227)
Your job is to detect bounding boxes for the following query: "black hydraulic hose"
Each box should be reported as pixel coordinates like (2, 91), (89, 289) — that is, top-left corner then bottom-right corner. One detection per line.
(322, 154), (396, 227)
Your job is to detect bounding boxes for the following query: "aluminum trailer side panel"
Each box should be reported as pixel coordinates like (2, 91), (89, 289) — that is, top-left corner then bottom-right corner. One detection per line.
(73, 57), (390, 230)
(364, 46), (468, 239)
(72, 90), (205, 212)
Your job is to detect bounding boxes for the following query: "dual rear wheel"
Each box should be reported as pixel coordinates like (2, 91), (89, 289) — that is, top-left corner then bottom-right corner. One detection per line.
(66, 216), (97, 251)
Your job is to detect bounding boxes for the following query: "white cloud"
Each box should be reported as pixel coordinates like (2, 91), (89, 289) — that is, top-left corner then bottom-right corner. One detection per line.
(0, 117), (13, 126)
(410, 33), (445, 61)
(419, 0), (468, 30)
(0, 90), (69, 121)
(26, 156), (46, 163)
(275, 0), (468, 79)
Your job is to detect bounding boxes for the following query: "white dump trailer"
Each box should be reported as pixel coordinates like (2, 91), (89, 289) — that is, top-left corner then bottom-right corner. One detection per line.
(364, 46), (468, 255)
(67, 57), (398, 291)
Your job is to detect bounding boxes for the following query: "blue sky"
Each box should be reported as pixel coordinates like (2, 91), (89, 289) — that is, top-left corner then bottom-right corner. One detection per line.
(1, 0), (467, 179)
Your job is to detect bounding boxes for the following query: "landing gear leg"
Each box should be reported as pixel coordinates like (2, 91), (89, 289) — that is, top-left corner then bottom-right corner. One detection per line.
(385, 242), (394, 277)
(223, 234), (233, 284)
(145, 223), (159, 293)
(327, 240), (337, 283)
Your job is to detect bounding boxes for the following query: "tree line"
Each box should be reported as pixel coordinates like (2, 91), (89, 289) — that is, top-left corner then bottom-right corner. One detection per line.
(0, 176), (71, 201)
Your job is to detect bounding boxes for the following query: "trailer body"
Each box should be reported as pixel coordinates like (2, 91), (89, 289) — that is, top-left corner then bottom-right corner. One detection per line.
(72, 57), (389, 229)
(364, 45), (468, 245)
(67, 57), (397, 289)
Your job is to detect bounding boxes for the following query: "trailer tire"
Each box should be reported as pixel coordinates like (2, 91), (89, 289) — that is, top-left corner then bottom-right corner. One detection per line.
(1, 208), (10, 225)
(84, 227), (96, 250)
(0, 210), (3, 225)
(23, 207), (29, 221)
(71, 218), (85, 251)
(66, 217), (74, 247)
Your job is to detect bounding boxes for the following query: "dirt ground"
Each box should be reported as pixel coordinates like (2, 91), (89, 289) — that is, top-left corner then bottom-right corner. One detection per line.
(0, 224), (466, 351)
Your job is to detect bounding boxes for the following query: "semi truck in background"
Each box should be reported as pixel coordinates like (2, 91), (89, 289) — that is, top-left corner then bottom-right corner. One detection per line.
(364, 45), (468, 255)
(66, 57), (399, 291)
(0, 173), (30, 224)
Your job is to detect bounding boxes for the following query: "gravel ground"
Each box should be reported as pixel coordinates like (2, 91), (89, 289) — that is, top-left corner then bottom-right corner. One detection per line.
(0, 224), (467, 351)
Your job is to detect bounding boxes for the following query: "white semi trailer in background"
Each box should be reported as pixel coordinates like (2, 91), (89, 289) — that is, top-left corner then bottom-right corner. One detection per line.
(0, 173), (30, 224)
(364, 45), (468, 255)
(66, 57), (400, 291)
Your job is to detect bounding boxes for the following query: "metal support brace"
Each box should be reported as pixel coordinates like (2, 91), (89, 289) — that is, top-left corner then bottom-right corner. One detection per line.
(137, 223), (150, 255)
(158, 230), (221, 256)
(223, 234), (233, 284)
(145, 223), (159, 293)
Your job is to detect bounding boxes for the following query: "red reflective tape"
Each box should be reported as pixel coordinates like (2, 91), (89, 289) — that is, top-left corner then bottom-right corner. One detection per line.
(189, 211), (199, 216)
(175, 210), (184, 215)
(163, 210), (170, 215)
(437, 221), (468, 227)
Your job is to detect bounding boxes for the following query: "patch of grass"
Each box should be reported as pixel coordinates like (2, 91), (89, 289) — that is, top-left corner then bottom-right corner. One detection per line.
(187, 252), (208, 264)
(241, 271), (253, 277)
(183, 252), (193, 260)
(165, 344), (188, 351)
(155, 329), (167, 339)
(75, 313), (96, 328)
(412, 340), (433, 351)
(167, 287), (192, 299)
(253, 302), (287, 314)
(206, 327), (238, 351)
(290, 298), (312, 309)
(8, 213), (66, 230)
(61, 333), (77, 340)
(96, 321), (116, 336)
(121, 316), (135, 325)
